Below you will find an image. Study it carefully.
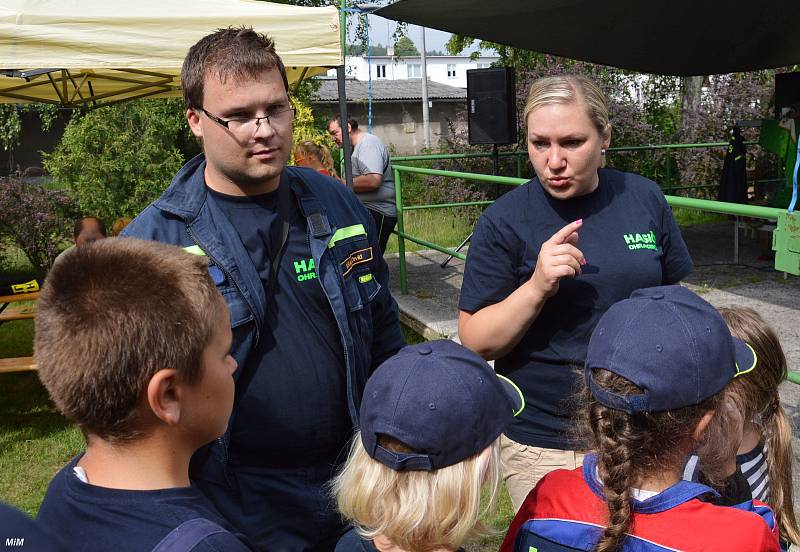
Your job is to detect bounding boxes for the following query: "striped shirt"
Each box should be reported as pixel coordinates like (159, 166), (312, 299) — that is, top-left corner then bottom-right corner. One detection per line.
(683, 441), (769, 501)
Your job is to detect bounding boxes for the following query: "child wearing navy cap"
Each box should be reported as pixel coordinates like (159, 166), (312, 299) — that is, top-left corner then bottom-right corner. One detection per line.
(501, 285), (781, 552)
(332, 339), (525, 552)
(35, 239), (252, 551)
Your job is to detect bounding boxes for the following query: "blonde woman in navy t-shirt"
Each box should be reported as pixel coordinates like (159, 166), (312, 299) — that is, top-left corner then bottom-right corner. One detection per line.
(458, 75), (693, 511)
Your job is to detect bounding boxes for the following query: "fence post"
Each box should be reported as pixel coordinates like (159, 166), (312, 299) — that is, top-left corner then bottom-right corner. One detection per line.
(516, 152), (522, 179)
(665, 146), (672, 194)
(394, 168), (408, 294)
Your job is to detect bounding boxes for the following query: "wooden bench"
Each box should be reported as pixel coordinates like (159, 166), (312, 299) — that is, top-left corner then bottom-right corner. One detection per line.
(0, 303), (36, 322)
(0, 291), (39, 326)
(0, 356), (37, 373)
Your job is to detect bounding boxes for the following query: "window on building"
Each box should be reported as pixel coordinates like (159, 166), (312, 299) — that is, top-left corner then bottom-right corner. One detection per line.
(376, 64), (387, 78)
(407, 63), (421, 78)
(447, 64), (456, 78)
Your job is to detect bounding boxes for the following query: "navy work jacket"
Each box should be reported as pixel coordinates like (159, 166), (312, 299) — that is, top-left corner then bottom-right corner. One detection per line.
(123, 154), (404, 485)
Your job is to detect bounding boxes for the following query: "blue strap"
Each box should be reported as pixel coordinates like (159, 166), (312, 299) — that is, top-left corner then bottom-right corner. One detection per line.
(788, 135), (799, 213)
(151, 518), (227, 552)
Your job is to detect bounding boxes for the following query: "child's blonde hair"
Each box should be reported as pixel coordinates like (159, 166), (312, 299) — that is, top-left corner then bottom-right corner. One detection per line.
(333, 433), (501, 552)
(293, 140), (339, 178)
(720, 307), (799, 545)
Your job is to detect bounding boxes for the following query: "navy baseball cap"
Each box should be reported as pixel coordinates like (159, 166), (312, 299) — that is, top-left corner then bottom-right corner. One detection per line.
(585, 285), (757, 413)
(359, 339), (524, 471)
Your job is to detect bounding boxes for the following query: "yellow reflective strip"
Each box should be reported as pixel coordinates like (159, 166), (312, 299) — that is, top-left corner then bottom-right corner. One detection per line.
(358, 273), (373, 284)
(328, 224), (367, 248)
(183, 245), (206, 256)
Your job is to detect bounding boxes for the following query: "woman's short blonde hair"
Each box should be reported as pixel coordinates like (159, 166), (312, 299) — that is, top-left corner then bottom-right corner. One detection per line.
(333, 432), (502, 551)
(523, 75), (609, 136)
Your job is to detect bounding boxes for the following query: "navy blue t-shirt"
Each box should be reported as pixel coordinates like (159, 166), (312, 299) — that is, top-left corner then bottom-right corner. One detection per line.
(459, 169), (692, 449)
(208, 180), (350, 465)
(335, 529), (380, 552)
(37, 456), (252, 551)
(1, 502), (66, 551)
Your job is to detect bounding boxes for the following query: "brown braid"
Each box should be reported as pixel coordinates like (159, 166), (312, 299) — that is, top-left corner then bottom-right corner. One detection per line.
(579, 369), (716, 552)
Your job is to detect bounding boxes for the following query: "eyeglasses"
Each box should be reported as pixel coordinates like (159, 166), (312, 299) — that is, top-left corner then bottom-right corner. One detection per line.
(200, 106), (296, 135)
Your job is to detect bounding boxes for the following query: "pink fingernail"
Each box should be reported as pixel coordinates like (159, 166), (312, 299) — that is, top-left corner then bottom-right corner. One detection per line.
(575, 219), (583, 226)
(581, 259), (588, 265)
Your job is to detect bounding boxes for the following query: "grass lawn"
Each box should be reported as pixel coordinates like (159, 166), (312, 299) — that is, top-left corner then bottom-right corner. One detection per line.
(0, 320), (83, 516)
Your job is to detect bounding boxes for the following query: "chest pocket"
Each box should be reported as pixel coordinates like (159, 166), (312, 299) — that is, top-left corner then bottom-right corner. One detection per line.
(210, 264), (254, 329)
(329, 229), (381, 312)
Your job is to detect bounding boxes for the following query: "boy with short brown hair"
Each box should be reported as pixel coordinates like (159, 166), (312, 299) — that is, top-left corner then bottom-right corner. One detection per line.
(35, 238), (252, 551)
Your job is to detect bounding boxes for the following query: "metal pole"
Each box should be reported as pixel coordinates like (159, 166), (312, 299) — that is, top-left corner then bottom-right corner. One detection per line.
(734, 215), (739, 264)
(394, 168), (408, 294)
(337, 0), (354, 188)
(420, 26), (431, 149)
(337, 67), (354, 189)
(665, 146), (672, 194)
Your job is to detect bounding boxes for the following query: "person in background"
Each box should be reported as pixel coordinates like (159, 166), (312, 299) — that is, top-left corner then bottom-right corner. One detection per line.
(294, 140), (341, 181)
(111, 217), (132, 236)
(53, 216), (108, 266)
(501, 286), (780, 552)
(333, 339), (524, 552)
(74, 216), (107, 245)
(458, 75), (693, 510)
(328, 116), (397, 254)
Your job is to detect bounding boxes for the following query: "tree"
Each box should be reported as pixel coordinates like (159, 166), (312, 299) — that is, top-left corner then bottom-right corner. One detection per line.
(42, 99), (194, 224)
(394, 36), (419, 57)
(0, 104), (61, 152)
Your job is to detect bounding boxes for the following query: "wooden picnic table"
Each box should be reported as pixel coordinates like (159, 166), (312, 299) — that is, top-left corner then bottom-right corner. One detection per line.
(0, 291), (39, 373)
(0, 291), (39, 323)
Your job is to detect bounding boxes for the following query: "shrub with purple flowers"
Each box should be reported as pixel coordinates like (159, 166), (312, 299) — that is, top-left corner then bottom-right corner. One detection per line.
(0, 176), (78, 274)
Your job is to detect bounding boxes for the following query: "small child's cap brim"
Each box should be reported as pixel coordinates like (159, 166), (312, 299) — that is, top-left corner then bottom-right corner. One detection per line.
(733, 338), (757, 377)
(497, 374), (525, 417)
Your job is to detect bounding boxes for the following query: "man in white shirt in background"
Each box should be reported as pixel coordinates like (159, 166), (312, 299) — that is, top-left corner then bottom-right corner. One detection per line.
(328, 116), (397, 253)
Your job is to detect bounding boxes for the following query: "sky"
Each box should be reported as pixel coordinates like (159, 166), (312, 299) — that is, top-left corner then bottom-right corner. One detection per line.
(351, 13), (491, 55)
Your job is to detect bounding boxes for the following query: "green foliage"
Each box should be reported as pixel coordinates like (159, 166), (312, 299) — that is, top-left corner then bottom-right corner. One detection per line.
(347, 43), (388, 56)
(0, 177), (78, 275)
(0, 103), (61, 152)
(292, 97), (339, 157)
(43, 99), (196, 224)
(394, 36), (420, 57)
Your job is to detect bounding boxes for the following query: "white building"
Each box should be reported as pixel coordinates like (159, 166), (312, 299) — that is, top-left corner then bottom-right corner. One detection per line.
(326, 52), (500, 89)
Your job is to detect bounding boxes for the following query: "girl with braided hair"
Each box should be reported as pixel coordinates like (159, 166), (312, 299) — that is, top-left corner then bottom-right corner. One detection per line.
(500, 286), (780, 552)
(683, 307), (799, 548)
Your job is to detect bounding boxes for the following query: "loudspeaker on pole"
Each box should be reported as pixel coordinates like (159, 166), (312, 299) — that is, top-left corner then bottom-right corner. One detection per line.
(467, 67), (517, 145)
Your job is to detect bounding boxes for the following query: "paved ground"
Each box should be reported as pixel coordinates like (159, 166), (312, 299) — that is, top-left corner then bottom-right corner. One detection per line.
(385, 220), (800, 512)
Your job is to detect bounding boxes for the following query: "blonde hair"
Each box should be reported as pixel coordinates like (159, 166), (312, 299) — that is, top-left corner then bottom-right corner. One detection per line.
(523, 75), (610, 136)
(720, 307), (799, 545)
(333, 432), (502, 551)
(293, 140), (339, 178)
(111, 217), (131, 237)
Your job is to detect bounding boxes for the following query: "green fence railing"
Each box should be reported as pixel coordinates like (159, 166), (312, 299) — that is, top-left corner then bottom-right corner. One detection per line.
(390, 162), (800, 384)
(391, 140), (761, 193)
